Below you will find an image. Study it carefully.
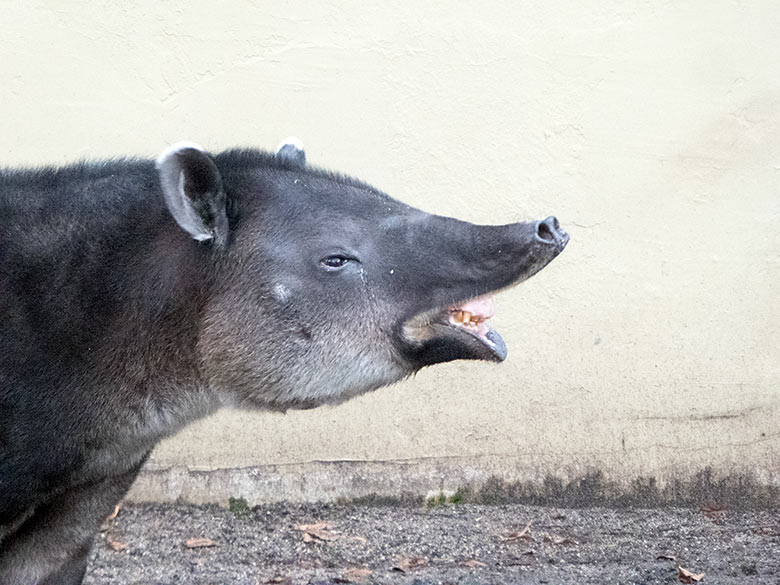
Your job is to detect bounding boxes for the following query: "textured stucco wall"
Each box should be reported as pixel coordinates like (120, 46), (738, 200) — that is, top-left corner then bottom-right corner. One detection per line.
(2, 1), (778, 503)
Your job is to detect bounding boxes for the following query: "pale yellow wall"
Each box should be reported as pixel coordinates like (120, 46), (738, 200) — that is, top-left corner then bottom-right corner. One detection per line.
(3, 1), (778, 500)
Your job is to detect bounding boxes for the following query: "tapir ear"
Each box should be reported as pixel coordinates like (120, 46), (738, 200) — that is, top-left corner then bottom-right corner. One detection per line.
(276, 136), (306, 168)
(156, 142), (228, 246)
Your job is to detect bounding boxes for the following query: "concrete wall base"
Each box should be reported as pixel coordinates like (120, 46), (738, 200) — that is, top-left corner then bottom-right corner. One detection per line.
(127, 456), (780, 509)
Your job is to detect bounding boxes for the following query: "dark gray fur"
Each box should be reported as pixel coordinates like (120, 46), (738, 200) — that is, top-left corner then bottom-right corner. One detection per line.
(0, 141), (567, 584)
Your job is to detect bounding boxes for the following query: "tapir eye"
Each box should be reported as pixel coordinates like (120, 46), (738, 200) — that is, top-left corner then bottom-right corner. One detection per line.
(320, 255), (352, 270)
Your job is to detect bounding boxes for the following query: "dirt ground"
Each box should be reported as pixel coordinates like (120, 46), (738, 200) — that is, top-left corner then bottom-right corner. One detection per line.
(85, 502), (779, 585)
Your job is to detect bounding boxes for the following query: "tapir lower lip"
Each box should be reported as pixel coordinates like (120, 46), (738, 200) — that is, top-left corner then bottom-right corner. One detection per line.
(443, 296), (507, 361)
(399, 295), (511, 364)
(443, 318), (508, 362)
(399, 307), (509, 365)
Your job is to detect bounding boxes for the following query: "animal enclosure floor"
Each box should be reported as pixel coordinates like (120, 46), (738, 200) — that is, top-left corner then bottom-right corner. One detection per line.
(85, 502), (779, 585)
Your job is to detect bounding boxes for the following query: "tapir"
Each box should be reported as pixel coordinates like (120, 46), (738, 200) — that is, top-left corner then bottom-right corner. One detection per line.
(0, 138), (568, 584)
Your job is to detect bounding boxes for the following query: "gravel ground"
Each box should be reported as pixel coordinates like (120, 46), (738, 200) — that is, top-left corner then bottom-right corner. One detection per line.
(85, 502), (780, 585)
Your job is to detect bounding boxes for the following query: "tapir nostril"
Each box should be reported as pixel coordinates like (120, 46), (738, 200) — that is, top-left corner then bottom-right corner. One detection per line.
(535, 216), (566, 246)
(537, 220), (555, 242)
(536, 215), (561, 244)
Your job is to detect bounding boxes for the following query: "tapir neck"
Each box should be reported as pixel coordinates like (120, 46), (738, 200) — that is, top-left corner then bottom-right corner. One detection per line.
(0, 166), (218, 442)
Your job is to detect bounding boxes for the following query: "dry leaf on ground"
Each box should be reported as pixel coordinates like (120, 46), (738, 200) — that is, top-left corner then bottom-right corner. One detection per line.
(753, 524), (780, 536)
(335, 567), (372, 583)
(700, 505), (727, 522)
(392, 556), (428, 572)
(501, 521), (534, 542)
(100, 504), (121, 532)
(106, 537), (127, 552)
(106, 504), (121, 521)
(185, 537), (217, 549)
(460, 559), (487, 568)
(678, 565), (705, 583)
(543, 532), (578, 546)
(295, 522), (340, 543)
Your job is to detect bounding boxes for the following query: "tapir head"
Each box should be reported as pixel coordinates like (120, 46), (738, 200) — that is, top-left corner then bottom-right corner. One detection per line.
(157, 140), (568, 410)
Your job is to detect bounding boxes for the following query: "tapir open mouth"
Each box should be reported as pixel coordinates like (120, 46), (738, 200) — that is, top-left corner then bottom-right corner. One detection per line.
(399, 216), (569, 367)
(400, 293), (509, 364)
(446, 294), (507, 360)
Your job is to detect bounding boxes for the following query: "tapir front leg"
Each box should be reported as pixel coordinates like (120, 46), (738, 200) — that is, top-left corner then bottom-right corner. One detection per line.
(0, 455), (148, 585)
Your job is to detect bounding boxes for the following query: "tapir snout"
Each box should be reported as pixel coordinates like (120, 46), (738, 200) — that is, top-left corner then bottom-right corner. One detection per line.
(392, 211), (568, 367)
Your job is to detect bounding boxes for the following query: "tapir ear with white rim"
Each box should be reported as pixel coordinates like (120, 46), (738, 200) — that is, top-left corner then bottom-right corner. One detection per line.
(276, 136), (306, 168)
(156, 142), (229, 247)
